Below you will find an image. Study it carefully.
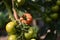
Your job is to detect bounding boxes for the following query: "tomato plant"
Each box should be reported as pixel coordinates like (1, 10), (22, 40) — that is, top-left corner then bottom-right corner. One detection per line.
(1, 0), (59, 40)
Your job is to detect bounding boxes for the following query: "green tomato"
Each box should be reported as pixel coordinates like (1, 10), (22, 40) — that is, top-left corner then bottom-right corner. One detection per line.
(56, 0), (60, 5)
(31, 39), (36, 40)
(24, 27), (34, 39)
(51, 5), (59, 12)
(8, 35), (17, 40)
(28, 27), (34, 34)
(6, 21), (17, 34)
(50, 13), (58, 20)
(24, 33), (31, 39)
(45, 17), (52, 23)
(15, 0), (25, 7)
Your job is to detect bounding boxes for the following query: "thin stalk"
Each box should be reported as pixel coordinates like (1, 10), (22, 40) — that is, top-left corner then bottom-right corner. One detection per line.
(12, 0), (19, 20)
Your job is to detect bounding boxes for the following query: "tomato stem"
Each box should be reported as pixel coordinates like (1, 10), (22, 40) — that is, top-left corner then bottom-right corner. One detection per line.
(13, 8), (19, 20)
(12, 0), (19, 20)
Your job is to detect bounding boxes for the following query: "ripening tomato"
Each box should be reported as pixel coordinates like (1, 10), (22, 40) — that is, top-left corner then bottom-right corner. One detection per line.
(24, 27), (34, 39)
(20, 13), (33, 25)
(6, 21), (17, 34)
(8, 35), (17, 40)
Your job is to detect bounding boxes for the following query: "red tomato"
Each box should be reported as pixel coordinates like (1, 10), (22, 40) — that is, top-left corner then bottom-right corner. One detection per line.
(20, 13), (33, 25)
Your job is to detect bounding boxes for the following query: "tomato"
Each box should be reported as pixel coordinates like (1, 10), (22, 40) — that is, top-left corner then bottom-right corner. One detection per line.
(15, 0), (25, 7)
(32, 0), (39, 2)
(24, 27), (34, 39)
(20, 17), (27, 24)
(56, 0), (60, 5)
(28, 27), (34, 34)
(6, 21), (17, 34)
(51, 5), (59, 12)
(31, 39), (36, 40)
(45, 17), (52, 23)
(20, 13), (33, 25)
(8, 35), (17, 40)
(50, 13), (58, 20)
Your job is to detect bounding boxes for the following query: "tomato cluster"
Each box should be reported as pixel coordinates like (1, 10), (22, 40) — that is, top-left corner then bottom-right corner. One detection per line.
(6, 11), (38, 40)
(6, 21), (37, 40)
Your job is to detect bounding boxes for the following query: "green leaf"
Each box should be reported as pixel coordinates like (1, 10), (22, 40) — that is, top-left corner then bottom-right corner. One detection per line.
(32, 26), (39, 38)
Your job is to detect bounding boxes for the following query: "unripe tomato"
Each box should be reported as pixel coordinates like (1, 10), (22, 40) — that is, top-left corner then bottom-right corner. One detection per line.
(51, 5), (59, 12)
(31, 38), (36, 40)
(50, 13), (58, 20)
(45, 17), (52, 23)
(24, 27), (34, 39)
(15, 0), (25, 7)
(28, 27), (34, 34)
(8, 35), (17, 40)
(20, 13), (33, 25)
(6, 21), (17, 34)
(56, 0), (60, 5)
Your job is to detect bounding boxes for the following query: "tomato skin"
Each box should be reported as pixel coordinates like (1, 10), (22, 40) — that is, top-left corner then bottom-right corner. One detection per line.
(6, 21), (17, 34)
(8, 35), (17, 40)
(24, 27), (34, 39)
(20, 13), (33, 25)
(24, 13), (33, 22)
